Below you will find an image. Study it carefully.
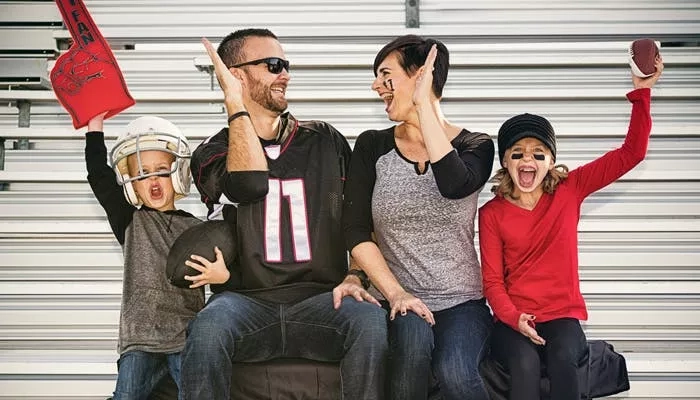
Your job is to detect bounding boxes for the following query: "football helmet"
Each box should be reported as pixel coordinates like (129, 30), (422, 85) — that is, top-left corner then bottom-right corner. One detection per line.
(109, 116), (191, 206)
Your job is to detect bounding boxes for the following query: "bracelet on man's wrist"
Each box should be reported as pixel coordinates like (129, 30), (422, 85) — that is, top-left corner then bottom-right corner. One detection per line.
(227, 111), (250, 124)
(347, 269), (371, 290)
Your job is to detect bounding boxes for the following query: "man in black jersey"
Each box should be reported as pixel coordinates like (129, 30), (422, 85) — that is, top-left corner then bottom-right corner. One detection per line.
(179, 29), (387, 400)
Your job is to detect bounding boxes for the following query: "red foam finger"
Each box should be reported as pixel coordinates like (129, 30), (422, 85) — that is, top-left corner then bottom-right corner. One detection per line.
(51, 0), (134, 129)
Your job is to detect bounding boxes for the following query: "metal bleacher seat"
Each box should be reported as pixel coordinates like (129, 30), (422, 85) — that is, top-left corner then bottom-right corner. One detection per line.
(0, 1), (61, 55)
(46, 0), (700, 44)
(0, 0), (699, 398)
(0, 58), (51, 89)
(0, 1), (61, 90)
(1, 41), (698, 131)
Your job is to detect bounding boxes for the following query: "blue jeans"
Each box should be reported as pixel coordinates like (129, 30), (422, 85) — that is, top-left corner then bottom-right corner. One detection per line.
(112, 350), (182, 400)
(180, 291), (388, 400)
(491, 318), (588, 400)
(386, 298), (492, 400)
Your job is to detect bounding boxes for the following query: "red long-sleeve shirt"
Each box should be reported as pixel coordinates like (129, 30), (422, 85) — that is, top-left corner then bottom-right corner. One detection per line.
(479, 88), (652, 330)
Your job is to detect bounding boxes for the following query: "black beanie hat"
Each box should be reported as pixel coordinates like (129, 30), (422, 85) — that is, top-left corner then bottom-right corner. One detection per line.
(498, 113), (557, 164)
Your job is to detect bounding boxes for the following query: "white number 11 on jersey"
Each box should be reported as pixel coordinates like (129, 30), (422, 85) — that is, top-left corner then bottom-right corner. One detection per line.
(264, 178), (312, 262)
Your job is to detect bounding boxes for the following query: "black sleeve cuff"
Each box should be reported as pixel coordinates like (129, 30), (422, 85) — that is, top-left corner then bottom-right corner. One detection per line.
(221, 170), (270, 204)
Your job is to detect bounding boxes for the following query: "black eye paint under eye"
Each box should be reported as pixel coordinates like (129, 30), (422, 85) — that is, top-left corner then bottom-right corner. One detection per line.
(383, 79), (394, 91)
(510, 153), (546, 160)
(135, 171), (171, 181)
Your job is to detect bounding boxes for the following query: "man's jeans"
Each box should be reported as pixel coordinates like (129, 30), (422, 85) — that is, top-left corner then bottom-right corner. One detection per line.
(180, 291), (388, 400)
(112, 350), (182, 400)
(387, 298), (492, 400)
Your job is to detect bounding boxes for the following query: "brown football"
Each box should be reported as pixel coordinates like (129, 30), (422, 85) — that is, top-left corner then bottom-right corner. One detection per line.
(629, 39), (660, 78)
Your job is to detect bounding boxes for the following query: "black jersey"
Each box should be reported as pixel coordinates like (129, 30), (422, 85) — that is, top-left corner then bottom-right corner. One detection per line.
(191, 113), (352, 303)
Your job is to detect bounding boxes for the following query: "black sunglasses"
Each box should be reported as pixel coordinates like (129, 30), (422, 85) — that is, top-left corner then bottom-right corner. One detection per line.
(230, 57), (290, 74)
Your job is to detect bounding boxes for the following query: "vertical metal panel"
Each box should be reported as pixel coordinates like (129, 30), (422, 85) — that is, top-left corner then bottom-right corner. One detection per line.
(406, 0), (420, 28)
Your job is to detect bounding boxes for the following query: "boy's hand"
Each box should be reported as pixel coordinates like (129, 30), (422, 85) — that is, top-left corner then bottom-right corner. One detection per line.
(87, 112), (108, 132)
(184, 246), (231, 288)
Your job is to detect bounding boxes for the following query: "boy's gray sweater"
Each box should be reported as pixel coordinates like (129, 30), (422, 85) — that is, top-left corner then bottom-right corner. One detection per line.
(119, 209), (203, 354)
(85, 132), (204, 355)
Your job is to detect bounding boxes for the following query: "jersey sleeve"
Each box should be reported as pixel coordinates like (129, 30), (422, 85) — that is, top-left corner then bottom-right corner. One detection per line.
(330, 124), (353, 180)
(569, 88), (652, 202)
(431, 132), (495, 199)
(479, 203), (521, 330)
(190, 129), (229, 212)
(191, 128), (269, 209)
(85, 131), (135, 245)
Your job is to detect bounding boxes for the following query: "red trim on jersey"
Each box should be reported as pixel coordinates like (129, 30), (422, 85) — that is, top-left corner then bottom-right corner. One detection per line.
(279, 119), (299, 156)
(196, 151), (227, 204)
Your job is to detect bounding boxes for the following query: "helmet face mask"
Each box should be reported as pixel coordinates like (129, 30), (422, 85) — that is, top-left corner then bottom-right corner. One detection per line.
(109, 116), (191, 206)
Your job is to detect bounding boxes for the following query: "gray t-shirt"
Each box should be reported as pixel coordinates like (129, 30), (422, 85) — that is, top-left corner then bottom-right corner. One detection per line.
(371, 149), (483, 311)
(343, 127), (495, 311)
(119, 209), (204, 354)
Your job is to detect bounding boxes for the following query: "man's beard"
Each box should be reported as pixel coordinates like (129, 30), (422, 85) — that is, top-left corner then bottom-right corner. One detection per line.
(248, 77), (287, 114)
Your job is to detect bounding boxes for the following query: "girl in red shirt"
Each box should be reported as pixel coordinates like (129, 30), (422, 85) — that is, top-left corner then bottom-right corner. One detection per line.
(478, 57), (663, 400)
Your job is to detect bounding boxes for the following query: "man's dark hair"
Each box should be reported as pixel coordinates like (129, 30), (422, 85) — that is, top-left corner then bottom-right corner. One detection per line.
(373, 35), (449, 98)
(217, 28), (278, 68)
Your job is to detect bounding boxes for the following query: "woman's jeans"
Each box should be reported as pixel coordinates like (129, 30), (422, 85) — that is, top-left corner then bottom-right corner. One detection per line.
(386, 298), (493, 400)
(490, 318), (588, 400)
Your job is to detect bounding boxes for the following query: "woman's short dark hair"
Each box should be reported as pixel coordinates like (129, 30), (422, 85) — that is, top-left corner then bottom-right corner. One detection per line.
(373, 35), (449, 98)
(217, 28), (278, 68)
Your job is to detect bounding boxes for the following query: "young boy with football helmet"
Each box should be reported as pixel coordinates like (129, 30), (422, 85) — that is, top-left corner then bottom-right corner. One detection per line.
(85, 113), (205, 399)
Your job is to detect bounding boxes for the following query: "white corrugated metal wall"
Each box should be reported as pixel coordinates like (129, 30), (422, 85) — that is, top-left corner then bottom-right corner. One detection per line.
(0, 0), (699, 398)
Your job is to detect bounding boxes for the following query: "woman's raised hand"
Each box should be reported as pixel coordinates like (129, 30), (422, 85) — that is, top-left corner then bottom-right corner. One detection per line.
(412, 44), (438, 107)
